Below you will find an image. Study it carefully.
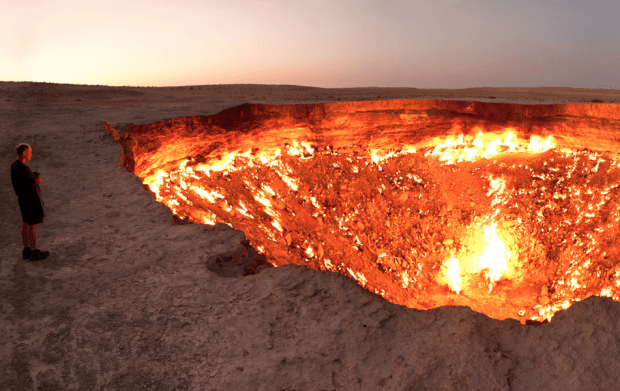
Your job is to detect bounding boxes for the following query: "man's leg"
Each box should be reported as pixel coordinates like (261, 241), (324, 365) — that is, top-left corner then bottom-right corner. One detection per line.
(21, 223), (30, 259)
(28, 224), (37, 249)
(21, 223), (29, 247)
(26, 224), (48, 260)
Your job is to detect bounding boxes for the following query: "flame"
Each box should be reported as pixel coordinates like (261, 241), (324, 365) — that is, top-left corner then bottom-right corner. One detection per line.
(370, 148), (416, 164)
(195, 151), (239, 176)
(287, 141), (315, 158)
(426, 131), (555, 165)
(477, 223), (510, 290)
(347, 268), (368, 287)
(446, 256), (461, 294)
(193, 187), (224, 203)
(529, 135), (556, 152)
(443, 223), (509, 295)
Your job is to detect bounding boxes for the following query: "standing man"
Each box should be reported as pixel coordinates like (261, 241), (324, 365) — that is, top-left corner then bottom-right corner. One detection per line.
(11, 143), (49, 261)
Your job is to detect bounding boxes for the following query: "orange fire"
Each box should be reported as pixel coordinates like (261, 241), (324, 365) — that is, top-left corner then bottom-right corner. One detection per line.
(425, 130), (555, 164)
(478, 223), (510, 289)
(141, 129), (620, 322)
(441, 222), (511, 294)
(444, 256), (461, 294)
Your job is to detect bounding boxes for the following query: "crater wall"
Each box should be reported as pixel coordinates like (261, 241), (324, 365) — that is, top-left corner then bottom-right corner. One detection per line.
(111, 100), (620, 182)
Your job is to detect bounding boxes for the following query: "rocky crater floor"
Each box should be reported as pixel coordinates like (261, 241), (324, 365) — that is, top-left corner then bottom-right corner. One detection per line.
(2, 82), (620, 390)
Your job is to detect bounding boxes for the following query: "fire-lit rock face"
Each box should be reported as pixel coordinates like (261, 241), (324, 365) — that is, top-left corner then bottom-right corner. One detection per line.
(109, 99), (620, 322)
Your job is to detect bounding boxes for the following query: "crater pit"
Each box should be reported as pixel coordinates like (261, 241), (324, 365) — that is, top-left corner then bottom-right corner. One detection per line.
(107, 99), (620, 322)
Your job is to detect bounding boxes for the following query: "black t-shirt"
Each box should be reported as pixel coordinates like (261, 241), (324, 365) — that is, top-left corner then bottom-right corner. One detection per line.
(11, 160), (44, 210)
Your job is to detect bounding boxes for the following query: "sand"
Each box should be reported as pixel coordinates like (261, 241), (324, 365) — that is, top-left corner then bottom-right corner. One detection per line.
(1, 82), (620, 390)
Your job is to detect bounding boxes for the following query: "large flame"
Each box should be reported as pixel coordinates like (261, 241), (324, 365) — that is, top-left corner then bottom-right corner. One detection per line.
(478, 223), (510, 289)
(445, 256), (461, 294)
(444, 222), (510, 295)
(426, 130), (555, 164)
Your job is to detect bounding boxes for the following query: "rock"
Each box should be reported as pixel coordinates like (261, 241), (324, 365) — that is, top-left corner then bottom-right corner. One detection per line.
(206, 238), (271, 277)
(383, 256), (397, 270)
(442, 239), (454, 246)
(539, 285), (550, 305)
(356, 221), (365, 230)
(399, 192), (409, 202)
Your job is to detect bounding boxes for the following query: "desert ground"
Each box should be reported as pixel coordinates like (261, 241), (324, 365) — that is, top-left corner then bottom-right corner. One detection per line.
(2, 82), (620, 390)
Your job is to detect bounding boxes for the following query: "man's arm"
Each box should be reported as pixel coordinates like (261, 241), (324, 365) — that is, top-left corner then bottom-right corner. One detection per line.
(11, 162), (36, 195)
(18, 165), (39, 195)
(33, 171), (41, 185)
(23, 166), (37, 182)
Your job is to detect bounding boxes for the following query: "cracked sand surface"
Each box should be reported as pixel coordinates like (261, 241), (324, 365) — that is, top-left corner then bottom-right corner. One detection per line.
(2, 83), (620, 390)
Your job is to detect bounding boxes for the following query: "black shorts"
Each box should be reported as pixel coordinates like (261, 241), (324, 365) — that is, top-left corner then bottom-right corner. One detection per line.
(18, 199), (44, 225)
(21, 210), (44, 225)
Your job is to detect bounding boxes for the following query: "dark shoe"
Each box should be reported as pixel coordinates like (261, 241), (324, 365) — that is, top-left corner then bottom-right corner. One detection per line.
(29, 249), (49, 261)
(22, 247), (30, 259)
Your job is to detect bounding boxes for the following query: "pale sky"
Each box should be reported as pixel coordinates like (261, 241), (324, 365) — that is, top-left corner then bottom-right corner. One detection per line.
(2, 0), (619, 88)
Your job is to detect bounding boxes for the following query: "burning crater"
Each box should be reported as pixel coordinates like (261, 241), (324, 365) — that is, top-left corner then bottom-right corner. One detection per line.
(107, 99), (620, 323)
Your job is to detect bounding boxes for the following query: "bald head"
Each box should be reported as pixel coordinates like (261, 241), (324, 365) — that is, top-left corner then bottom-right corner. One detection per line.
(17, 143), (31, 156)
(17, 144), (32, 162)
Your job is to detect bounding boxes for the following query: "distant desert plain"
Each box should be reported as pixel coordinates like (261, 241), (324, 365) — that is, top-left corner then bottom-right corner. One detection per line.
(2, 82), (620, 390)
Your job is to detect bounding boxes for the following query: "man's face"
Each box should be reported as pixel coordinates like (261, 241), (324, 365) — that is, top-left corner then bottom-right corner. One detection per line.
(23, 147), (32, 161)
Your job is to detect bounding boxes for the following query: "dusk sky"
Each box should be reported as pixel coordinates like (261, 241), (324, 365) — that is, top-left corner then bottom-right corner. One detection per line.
(2, 0), (619, 89)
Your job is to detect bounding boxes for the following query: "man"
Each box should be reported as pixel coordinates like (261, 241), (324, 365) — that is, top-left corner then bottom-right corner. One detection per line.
(11, 144), (49, 261)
